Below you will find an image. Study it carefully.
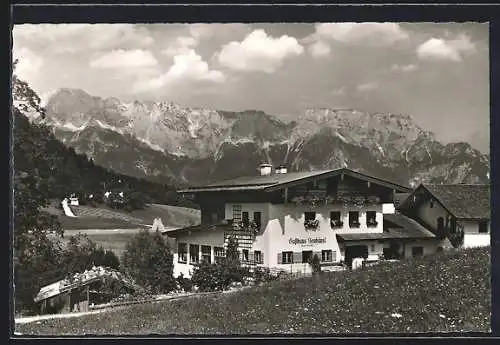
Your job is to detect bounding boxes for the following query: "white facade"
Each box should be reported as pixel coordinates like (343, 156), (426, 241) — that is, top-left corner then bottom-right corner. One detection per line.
(462, 219), (491, 248)
(415, 197), (490, 249)
(172, 228), (225, 278)
(172, 202), (389, 277)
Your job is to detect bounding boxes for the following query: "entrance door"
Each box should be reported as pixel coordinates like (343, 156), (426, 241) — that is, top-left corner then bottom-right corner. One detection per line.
(344, 245), (368, 269)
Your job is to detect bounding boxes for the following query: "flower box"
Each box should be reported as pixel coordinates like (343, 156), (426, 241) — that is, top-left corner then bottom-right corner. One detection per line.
(304, 219), (320, 230)
(349, 221), (361, 228)
(367, 221), (378, 227)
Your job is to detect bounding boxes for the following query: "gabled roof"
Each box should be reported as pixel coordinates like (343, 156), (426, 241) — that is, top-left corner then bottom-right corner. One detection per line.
(336, 213), (436, 242)
(178, 168), (411, 194)
(398, 184), (490, 220)
(34, 266), (141, 303)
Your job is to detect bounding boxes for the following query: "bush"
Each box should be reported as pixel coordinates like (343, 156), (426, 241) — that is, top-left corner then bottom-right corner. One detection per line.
(176, 273), (193, 292)
(121, 230), (176, 294)
(61, 234), (120, 274)
(253, 267), (280, 284)
(191, 237), (250, 292)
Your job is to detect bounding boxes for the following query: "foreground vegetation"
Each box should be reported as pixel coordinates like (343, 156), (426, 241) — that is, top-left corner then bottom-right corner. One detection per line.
(16, 246), (490, 335)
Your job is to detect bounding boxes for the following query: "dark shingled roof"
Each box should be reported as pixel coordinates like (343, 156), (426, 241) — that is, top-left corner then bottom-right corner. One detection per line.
(423, 184), (490, 219)
(336, 213), (436, 242)
(178, 168), (411, 193)
(163, 223), (230, 238)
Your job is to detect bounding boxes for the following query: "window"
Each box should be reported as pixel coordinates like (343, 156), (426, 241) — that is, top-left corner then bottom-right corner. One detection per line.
(178, 243), (187, 263)
(370, 244), (375, 252)
(330, 211), (342, 228)
(282, 251), (293, 264)
(322, 250), (333, 262)
(349, 211), (360, 228)
(302, 250), (313, 263)
(412, 246), (423, 258)
(254, 250), (263, 264)
(214, 246), (225, 264)
(437, 217), (444, 232)
(305, 212), (316, 221)
(366, 211), (377, 227)
(253, 212), (262, 229)
(241, 249), (249, 262)
(189, 244), (199, 264)
(242, 212), (249, 226)
(479, 220), (488, 233)
(201, 245), (211, 263)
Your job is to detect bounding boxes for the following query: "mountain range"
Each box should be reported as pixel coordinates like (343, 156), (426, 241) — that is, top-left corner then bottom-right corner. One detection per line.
(25, 88), (489, 187)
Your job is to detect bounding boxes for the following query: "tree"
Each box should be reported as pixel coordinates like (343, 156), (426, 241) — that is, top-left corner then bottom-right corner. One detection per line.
(121, 230), (176, 293)
(12, 68), (65, 313)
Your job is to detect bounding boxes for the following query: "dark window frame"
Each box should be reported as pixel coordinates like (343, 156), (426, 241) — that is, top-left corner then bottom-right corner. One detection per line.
(321, 249), (333, 262)
(349, 211), (360, 228)
(366, 211), (377, 227)
(254, 250), (263, 264)
(189, 244), (200, 264)
(253, 211), (262, 228)
(201, 245), (211, 264)
(178, 243), (188, 263)
(282, 251), (293, 264)
(305, 211), (316, 222)
(479, 220), (489, 233)
(412, 246), (424, 258)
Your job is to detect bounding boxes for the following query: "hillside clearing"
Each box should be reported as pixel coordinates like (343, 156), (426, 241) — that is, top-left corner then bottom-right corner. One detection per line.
(43, 202), (201, 230)
(16, 246), (490, 335)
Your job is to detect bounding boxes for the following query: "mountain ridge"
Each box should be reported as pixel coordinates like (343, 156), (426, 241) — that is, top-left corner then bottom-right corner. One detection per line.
(32, 87), (489, 187)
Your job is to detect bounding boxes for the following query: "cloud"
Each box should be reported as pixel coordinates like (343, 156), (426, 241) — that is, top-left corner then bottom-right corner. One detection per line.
(216, 29), (304, 73)
(390, 63), (418, 72)
(417, 34), (476, 62)
(331, 86), (347, 96)
(90, 49), (158, 69)
(13, 24), (154, 55)
(313, 22), (409, 46)
(309, 40), (331, 58)
(12, 47), (43, 80)
(357, 81), (378, 92)
(133, 49), (224, 93)
(161, 23), (224, 58)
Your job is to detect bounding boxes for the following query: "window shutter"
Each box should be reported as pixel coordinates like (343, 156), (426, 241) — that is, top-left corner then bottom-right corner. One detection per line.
(293, 252), (302, 264)
(332, 251), (337, 262)
(277, 252), (283, 264)
(261, 251), (264, 264)
(249, 251), (254, 263)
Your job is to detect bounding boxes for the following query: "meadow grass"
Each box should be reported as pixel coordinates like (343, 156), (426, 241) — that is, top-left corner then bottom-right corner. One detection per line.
(16, 246), (490, 335)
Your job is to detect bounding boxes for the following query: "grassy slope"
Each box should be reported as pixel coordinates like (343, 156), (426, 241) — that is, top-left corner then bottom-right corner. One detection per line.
(16, 246), (490, 335)
(43, 202), (201, 230)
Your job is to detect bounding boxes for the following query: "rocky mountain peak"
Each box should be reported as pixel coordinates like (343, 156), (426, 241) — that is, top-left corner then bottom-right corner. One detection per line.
(34, 88), (489, 186)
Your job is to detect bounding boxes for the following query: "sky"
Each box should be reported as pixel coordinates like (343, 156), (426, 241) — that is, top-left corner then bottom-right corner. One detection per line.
(12, 22), (490, 153)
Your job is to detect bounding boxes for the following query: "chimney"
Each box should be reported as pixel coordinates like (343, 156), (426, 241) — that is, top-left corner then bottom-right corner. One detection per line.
(275, 165), (288, 174)
(259, 163), (273, 176)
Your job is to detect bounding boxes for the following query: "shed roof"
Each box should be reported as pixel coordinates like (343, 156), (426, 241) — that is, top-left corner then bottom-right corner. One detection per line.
(336, 213), (436, 242)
